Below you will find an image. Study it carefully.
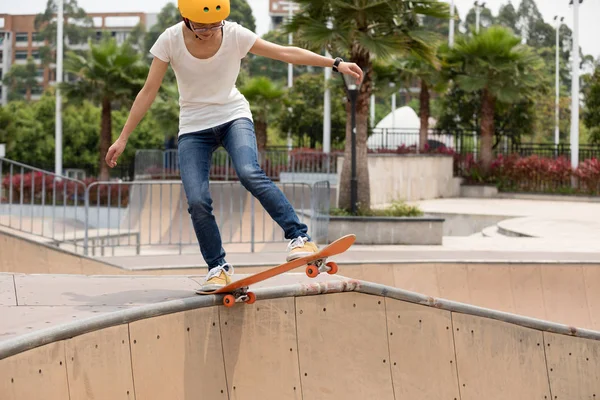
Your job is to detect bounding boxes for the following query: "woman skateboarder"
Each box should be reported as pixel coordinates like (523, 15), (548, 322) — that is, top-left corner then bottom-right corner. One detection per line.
(105, 0), (363, 292)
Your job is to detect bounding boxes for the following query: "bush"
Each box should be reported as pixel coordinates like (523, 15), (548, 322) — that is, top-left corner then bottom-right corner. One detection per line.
(289, 148), (342, 173)
(461, 154), (600, 195)
(574, 158), (600, 194)
(330, 201), (423, 217)
(1, 172), (129, 207)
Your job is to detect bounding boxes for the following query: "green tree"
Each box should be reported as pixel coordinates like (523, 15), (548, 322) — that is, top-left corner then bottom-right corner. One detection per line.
(0, 100), (50, 164)
(388, 49), (446, 151)
(496, 3), (519, 34)
(277, 73), (346, 148)
(247, 29), (309, 83)
(464, 6), (495, 33)
(61, 37), (148, 180)
(2, 58), (39, 101)
(149, 83), (180, 142)
(287, 0), (448, 212)
(239, 77), (285, 151)
(442, 26), (545, 172)
(230, 0), (256, 31)
(34, 0), (93, 66)
(143, 2), (181, 59)
(583, 68), (600, 144)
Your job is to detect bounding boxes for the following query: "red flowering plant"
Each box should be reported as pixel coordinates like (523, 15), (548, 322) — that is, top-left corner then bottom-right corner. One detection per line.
(574, 158), (600, 195)
(1, 171), (87, 205)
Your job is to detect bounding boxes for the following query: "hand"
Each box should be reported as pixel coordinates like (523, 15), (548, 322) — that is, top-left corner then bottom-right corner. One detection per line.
(338, 62), (364, 85)
(105, 138), (127, 168)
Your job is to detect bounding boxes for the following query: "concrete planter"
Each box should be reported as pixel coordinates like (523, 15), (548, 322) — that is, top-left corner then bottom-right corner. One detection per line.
(327, 215), (444, 245)
(460, 184), (498, 198)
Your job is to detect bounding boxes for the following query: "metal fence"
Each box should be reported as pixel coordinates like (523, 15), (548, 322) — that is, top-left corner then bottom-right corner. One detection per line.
(134, 148), (341, 183)
(1, 157), (331, 257)
(0, 158), (89, 252)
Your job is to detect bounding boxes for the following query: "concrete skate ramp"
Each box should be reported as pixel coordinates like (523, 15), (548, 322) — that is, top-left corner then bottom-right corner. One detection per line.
(1, 280), (600, 400)
(341, 263), (600, 332)
(0, 228), (127, 275)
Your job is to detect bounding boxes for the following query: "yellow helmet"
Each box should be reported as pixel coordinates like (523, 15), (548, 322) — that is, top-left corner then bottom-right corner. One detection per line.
(178, 0), (230, 24)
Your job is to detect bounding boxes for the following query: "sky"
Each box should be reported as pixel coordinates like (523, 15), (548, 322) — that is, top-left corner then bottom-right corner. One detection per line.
(3, 0), (599, 60)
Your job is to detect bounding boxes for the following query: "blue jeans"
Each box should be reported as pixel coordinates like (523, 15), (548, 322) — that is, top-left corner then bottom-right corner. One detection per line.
(177, 118), (310, 269)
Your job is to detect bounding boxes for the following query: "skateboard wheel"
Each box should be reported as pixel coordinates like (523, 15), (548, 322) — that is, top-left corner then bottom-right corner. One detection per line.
(245, 292), (256, 305)
(223, 294), (236, 308)
(306, 265), (319, 278)
(326, 261), (338, 275)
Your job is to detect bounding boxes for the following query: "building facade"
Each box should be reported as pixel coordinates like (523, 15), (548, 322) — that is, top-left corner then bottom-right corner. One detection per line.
(0, 12), (157, 104)
(268, 0), (299, 31)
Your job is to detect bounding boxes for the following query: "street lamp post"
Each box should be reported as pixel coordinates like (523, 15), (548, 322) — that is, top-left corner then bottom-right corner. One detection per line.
(474, 1), (486, 33)
(341, 69), (366, 215)
(280, 0), (299, 152)
(55, 0), (64, 177)
(449, 0), (455, 47)
(569, 0), (583, 172)
(554, 15), (564, 156)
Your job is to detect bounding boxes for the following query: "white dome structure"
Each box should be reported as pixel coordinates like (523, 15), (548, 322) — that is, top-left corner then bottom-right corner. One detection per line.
(375, 106), (420, 130)
(369, 106), (421, 150)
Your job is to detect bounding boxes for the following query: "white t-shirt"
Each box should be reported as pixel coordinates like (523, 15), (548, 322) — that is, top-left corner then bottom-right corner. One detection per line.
(150, 21), (259, 135)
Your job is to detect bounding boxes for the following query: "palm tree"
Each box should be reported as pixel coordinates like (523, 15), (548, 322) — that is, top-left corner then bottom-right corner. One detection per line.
(442, 26), (544, 172)
(288, 0), (448, 212)
(61, 37), (147, 180)
(390, 51), (446, 152)
(239, 77), (284, 151)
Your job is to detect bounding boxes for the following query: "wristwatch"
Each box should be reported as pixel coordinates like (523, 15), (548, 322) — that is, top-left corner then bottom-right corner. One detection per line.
(332, 57), (343, 73)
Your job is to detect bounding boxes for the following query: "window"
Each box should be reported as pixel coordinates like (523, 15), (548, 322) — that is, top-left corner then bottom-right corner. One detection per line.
(31, 85), (44, 95)
(15, 51), (28, 60)
(15, 33), (28, 42)
(32, 32), (44, 42)
(36, 69), (44, 78)
(31, 51), (40, 60)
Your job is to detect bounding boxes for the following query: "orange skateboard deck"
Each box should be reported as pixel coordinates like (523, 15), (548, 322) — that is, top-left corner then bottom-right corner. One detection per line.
(196, 234), (356, 307)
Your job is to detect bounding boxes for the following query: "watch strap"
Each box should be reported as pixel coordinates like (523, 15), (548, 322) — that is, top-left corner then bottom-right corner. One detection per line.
(332, 57), (343, 72)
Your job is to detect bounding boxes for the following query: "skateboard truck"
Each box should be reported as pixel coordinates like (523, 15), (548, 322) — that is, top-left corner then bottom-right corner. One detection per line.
(305, 260), (339, 278)
(223, 287), (256, 308)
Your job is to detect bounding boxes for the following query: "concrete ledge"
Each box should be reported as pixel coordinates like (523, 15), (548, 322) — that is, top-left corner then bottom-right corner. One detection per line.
(327, 215), (444, 245)
(460, 184), (499, 198)
(496, 192), (600, 202)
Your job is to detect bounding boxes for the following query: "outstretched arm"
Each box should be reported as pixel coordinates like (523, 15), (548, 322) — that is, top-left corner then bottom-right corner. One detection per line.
(249, 38), (363, 84)
(106, 57), (168, 168)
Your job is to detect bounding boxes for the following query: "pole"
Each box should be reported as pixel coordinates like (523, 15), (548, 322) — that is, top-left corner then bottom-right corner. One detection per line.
(287, 2), (294, 151)
(55, 0), (64, 177)
(323, 18), (333, 154)
(554, 17), (562, 154)
(391, 92), (396, 129)
(370, 94), (375, 128)
(287, 4), (293, 89)
(570, 0), (580, 171)
(449, 0), (455, 47)
(475, 2), (480, 33)
(350, 91), (357, 214)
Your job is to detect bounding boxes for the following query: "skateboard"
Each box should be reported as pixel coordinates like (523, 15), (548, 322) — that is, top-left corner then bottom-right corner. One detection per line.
(196, 234), (356, 307)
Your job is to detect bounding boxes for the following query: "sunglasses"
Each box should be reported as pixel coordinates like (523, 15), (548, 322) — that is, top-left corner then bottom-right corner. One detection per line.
(188, 20), (224, 34)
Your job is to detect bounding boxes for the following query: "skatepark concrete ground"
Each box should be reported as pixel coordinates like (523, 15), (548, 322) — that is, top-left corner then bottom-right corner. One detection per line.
(2, 197), (600, 399)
